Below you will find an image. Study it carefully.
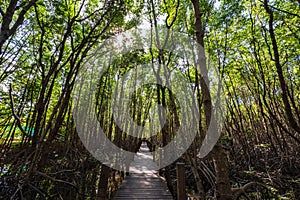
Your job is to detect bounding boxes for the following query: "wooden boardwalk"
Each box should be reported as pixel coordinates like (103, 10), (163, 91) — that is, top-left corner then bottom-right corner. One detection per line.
(113, 143), (173, 200)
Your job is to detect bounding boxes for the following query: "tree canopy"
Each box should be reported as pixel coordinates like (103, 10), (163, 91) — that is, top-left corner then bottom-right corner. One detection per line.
(0, 0), (299, 199)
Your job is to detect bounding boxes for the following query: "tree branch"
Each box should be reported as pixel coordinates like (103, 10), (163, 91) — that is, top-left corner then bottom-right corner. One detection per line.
(232, 181), (270, 198)
(10, 0), (38, 37)
(34, 170), (79, 189)
(9, 84), (27, 136)
(258, 0), (300, 18)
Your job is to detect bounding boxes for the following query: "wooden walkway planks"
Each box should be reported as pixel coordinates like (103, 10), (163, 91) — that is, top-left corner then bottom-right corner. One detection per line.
(112, 143), (173, 200)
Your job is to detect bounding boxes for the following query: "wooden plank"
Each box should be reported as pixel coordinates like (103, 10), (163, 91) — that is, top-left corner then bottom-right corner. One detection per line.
(112, 144), (173, 200)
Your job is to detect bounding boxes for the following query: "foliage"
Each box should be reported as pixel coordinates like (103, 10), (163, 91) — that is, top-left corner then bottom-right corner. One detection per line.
(0, 0), (299, 199)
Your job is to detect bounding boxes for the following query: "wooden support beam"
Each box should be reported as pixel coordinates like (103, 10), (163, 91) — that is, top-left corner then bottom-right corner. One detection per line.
(152, 144), (156, 161)
(159, 148), (162, 169)
(176, 162), (186, 200)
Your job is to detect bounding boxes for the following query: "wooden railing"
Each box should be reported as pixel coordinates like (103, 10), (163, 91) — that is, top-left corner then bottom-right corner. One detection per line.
(152, 145), (188, 200)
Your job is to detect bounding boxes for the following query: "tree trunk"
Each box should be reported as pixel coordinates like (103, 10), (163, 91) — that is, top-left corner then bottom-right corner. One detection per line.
(97, 164), (111, 200)
(190, 0), (233, 199)
(212, 144), (233, 199)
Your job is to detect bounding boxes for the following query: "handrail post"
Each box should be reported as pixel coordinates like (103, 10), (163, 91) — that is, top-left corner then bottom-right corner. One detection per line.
(152, 144), (156, 161)
(125, 153), (134, 176)
(158, 148), (162, 169)
(176, 162), (186, 200)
